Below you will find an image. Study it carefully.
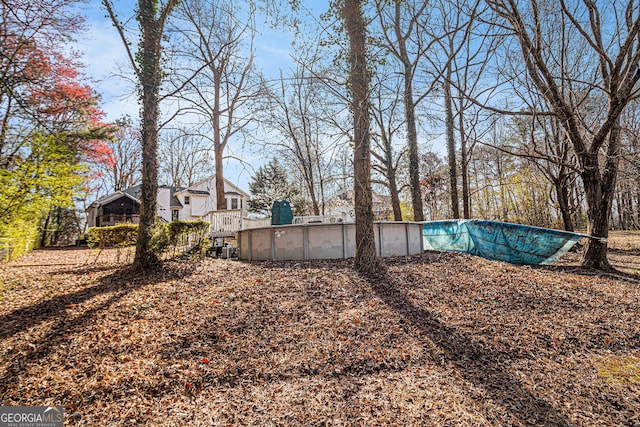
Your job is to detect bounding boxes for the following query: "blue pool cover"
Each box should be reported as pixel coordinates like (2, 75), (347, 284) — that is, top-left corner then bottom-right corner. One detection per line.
(422, 220), (588, 265)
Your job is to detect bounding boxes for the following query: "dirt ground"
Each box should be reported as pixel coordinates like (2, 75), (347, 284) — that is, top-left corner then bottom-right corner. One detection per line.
(0, 233), (638, 426)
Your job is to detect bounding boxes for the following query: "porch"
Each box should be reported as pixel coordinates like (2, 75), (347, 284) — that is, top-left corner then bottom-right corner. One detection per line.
(96, 214), (140, 227)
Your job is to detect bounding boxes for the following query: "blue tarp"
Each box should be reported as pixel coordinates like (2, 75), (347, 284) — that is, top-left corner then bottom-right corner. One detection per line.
(422, 220), (587, 265)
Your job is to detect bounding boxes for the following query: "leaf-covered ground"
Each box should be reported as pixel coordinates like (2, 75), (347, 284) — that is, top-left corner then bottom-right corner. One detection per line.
(0, 238), (638, 426)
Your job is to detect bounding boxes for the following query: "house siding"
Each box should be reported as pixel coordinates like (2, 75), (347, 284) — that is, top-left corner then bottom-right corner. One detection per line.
(87, 175), (249, 229)
(158, 187), (173, 222)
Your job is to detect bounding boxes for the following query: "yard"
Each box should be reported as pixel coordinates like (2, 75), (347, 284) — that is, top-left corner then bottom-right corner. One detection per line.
(0, 233), (638, 426)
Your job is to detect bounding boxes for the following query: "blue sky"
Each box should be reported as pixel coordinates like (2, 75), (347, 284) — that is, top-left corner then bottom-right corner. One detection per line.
(76, 1), (314, 191)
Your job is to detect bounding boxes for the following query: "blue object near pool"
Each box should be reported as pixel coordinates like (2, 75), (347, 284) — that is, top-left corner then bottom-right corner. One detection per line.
(422, 220), (588, 265)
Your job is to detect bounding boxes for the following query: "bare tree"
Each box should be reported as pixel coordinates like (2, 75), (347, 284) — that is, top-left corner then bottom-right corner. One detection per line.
(259, 54), (340, 216)
(370, 72), (407, 221)
(159, 129), (212, 187)
(487, 0), (640, 269)
(443, 1), (496, 219)
(168, 0), (257, 211)
(96, 116), (141, 194)
(507, 112), (580, 231)
(374, 0), (434, 222)
(616, 102), (640, 229)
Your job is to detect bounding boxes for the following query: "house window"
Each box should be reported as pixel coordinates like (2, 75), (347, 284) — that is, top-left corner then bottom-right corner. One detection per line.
(172, 210), (179, 221)
(184, 196), (190, 205)
(231, 198), (238, 209)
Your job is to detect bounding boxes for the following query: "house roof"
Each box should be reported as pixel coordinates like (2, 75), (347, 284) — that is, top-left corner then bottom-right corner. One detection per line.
(88, 185), (186, 210)
(87, 175), (247, 212)
(170, 194), (183, 208)
(87, 190), (140, 209)
(173, 176), (249, 198)
(123, 185), (185, 208)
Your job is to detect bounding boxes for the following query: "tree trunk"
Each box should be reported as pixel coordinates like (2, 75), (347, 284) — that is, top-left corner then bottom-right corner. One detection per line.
(405, 77), (424, 222)
(308, 175), (320, 216)
(459, 112), (471, 219)
(40, 210), (51, 248)
(444, 76), (459, 218)
(614, 191), (623, 229)
(495, 151), (508, 221)
(379, 130), (402, 221)
(581, 171), (612, 269)
(622, 189), (634, 230)
(393, 3), (423, 222)
(213, 71), (227, 211)
(215, 141), (225, 210)
(554, 176), (574, 232)
(580, 127), (620, 269)
(343, 0), (379, 274)
(133, 3), (163, 271)
(388, 168), (403, 221)
(51, 206), (62, 246)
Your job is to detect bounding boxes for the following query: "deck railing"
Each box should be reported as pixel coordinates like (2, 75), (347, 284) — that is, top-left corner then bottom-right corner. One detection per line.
(205, 211), (349, 235)
(206, 210), (244, 233)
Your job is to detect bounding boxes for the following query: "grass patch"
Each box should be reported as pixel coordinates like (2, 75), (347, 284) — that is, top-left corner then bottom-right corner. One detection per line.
(594, 355), (640, 385)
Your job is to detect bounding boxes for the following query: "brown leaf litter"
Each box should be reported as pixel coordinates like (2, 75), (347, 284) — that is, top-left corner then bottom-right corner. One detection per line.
(0, 245), (638, 426)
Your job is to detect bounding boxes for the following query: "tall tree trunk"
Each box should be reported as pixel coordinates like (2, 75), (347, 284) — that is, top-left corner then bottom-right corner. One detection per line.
(134, 2), (164, 270)
(404, 75), (424, 222)
(213, 72), (226, 211)
(459, 112), (471, 219)
(103, 0), (177, 270)
(343, 0), (379, 274)
(393, 3), (423, 222)
(444, 76), (459, 218)
(615, 191), (624, 229)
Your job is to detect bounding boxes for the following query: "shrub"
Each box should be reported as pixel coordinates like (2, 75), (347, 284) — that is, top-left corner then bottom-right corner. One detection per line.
(87, 224), (138, 249)
(167, 220), (210, 258)
(86, 220), (210, 259)
(167, 220), (209, 244)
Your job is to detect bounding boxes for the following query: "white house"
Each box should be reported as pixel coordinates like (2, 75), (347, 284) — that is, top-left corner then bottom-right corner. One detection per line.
(171, 176), (248, 221)
(86, 176), (249, 233)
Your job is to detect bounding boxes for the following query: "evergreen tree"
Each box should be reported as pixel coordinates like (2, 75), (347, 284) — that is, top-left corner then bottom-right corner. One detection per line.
(248, 159), (305, 216)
